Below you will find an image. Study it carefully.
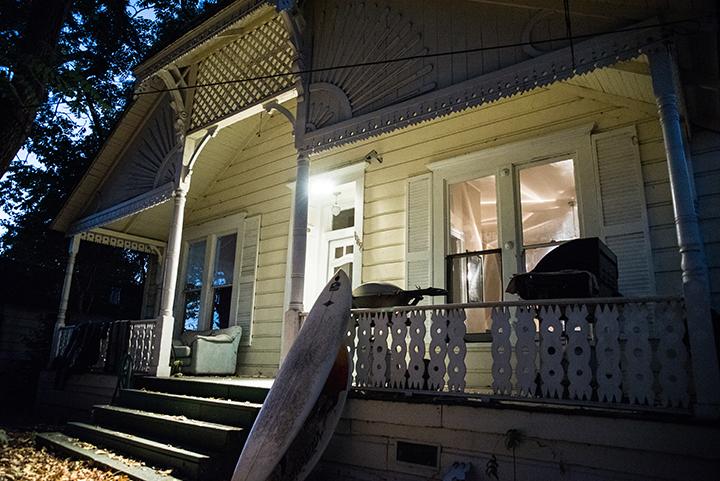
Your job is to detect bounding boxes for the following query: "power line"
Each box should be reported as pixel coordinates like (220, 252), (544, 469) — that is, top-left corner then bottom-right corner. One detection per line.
(132, 16), (704, 96)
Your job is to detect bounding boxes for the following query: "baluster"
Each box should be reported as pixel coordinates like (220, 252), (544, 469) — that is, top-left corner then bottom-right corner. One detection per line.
(428, 310), (448, 391)
(656, 301), (690, 407)
(539, 306), (563, 399)
(566, 305), (592, 400)
(389, 311), (408, 389)
(447, 308), (467, 392)
(346, 314), (358, 386)
(407, 310), (426, 390)
(595, 305), (622, 403)
(491, 306), (512, 395)
(624, 303), (654, 405)
(370, 312), (389, 387)
(514, 306), (537, 398)
(355, 313), (372, 387)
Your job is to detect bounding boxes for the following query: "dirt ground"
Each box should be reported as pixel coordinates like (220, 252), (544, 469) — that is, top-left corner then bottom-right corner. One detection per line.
(0, 429), (131, 481)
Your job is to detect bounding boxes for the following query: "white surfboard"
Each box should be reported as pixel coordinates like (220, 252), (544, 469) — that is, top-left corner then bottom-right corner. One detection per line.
(232, 270), (352, 481)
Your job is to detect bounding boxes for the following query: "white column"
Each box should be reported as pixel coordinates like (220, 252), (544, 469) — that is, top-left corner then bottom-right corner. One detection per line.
(49, 235), (81, 360)
(152, 186), (188, 377)
(282, 152), (310, 360)
(649, 46), (720, 417)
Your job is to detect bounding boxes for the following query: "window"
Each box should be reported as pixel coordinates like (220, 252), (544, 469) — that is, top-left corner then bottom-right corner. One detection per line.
(178, 213), (259, 340)
(428, 125), (602, 334)
(183, 240), (206, 331)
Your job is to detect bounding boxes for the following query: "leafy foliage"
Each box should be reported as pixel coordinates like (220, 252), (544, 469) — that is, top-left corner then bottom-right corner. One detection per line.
(0, 1), (216, 315)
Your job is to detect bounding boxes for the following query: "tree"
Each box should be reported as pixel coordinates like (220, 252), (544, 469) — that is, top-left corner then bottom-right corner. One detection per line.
(0, 0), (217, 310)
(0, 0), (74, 178)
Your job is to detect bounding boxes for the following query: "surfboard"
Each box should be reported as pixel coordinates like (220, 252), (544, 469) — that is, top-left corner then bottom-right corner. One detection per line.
(231, 270), (352, 481)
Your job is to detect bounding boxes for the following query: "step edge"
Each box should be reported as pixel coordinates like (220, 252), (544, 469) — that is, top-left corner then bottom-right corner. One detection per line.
(67, 422), (212, 462)
(93, 404), (246, 432)
(36, 432), (183, 481)
(120, 389), (262, 409)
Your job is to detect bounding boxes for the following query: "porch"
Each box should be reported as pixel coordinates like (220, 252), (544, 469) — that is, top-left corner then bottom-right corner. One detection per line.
(37, 339), (719, 481)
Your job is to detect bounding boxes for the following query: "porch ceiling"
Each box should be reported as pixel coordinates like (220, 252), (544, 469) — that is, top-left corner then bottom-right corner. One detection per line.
(103, 200), (174, 242)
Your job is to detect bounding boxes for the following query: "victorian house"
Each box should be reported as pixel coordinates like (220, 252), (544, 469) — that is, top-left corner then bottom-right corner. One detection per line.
(37, 1), (720, 480)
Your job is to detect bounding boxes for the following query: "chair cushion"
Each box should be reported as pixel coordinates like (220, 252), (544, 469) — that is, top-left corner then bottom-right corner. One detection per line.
(173, 345), (191, 358)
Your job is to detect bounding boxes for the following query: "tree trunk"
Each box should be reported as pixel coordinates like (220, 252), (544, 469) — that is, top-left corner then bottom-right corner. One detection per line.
(0, 0), (74, 178)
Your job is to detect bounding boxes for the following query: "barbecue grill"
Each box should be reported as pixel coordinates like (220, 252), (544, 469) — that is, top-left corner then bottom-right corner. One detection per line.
(352, 282), (447, 308)
(506, 237), (619, 300)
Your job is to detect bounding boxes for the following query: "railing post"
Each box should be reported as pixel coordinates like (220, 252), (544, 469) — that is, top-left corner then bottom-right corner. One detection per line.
(649, 45), (720, 417)
(49, 235), (81, 363)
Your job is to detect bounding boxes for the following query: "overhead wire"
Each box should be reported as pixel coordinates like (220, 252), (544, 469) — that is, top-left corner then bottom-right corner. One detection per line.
(14, 15), (709, 109)
(130, 16), (705, 96)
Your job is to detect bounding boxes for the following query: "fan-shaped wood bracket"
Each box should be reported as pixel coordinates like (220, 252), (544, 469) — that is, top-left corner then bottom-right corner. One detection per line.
(306, 82), (352, 131)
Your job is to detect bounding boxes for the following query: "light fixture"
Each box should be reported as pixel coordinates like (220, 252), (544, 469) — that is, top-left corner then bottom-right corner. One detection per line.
(331, 192), (341, 216)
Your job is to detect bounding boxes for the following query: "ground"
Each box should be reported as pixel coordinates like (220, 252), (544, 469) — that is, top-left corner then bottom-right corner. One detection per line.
(0, 429), (130, 481)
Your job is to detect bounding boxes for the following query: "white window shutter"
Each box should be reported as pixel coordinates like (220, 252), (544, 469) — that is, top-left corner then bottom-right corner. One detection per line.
(406, 174), (433, 294)
(592, 126), (656, 296)
(236, 215), (260, 345)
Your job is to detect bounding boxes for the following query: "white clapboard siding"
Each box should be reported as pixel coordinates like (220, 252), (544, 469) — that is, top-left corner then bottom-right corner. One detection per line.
(593, 126), (656, 296)
(405, 174), (433, 294)
(236, 215), (261, 346)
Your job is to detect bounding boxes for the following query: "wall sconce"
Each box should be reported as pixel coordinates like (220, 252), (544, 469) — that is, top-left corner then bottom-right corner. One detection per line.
(331, 192), (342, 216)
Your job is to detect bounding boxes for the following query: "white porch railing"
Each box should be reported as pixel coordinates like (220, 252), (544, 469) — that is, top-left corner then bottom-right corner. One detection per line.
(54, 319), (158, 374)
(348, 297), (693, 410)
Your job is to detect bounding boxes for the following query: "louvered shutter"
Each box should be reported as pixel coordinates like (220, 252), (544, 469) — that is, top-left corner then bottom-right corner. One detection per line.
(236, 215), (260, 345)
(406, 174), (433, 295)
(592, 126), (656, 296)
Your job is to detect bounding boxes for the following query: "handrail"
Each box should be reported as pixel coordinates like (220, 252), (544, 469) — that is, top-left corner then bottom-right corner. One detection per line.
(350, 296), (684, 313)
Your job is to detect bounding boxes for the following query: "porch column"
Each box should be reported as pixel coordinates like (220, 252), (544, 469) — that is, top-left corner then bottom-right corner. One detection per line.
(152, 185), (188, 377)
(649, 46), (720, 417)
(282, 151), (310, 360)
(49, 235), (81, 360)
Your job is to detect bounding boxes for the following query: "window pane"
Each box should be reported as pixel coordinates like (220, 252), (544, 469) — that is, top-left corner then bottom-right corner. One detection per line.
(211, 286), (232, 329)
(447, 252), (502, 304)
(525, 245), (559, 272)
(184, 290), (201, 331)
(332, 208), (354, 230)
(185, 240), (206, 289)
(213, 234), (237, 287)
(448, 175), (498, 253)
(519, 159), (579, 246)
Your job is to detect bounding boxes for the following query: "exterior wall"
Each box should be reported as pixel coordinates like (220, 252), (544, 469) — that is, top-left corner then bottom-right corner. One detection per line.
(186, 101), (299, 377)
(189, 81), (683, 377)
(315, 397), (720, 481)
(691, 130), (720, 310)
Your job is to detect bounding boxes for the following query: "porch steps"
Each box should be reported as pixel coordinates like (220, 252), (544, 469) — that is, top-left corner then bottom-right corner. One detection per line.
(39, 377), (271, 481)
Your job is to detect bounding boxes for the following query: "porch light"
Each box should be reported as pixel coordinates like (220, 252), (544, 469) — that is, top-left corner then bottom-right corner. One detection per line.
(309, 176), (336, 198)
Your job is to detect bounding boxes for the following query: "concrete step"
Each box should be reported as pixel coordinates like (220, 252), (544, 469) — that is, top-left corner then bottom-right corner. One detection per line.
(117, 389), (262, 427)
(134, 377), (270, 404)
(36, 432), (182, 481)
(92, 404), (247, 453)
(65, 422), (214, 480)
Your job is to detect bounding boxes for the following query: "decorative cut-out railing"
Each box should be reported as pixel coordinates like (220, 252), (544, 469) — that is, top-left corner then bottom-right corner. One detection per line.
(347, 296), (693, 410)
(53, 319), (158, 374)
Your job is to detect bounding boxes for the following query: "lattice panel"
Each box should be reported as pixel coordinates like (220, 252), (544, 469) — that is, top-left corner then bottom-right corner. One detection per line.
(191, 15), (295, 130)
